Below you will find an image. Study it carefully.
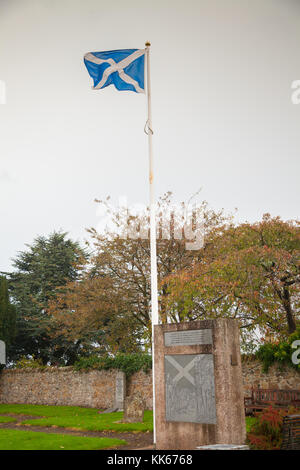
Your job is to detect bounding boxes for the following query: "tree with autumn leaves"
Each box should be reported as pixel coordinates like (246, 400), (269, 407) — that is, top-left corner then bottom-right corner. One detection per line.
(6, 198), (298, 362)
(48, 193), (229, 353)
(47, 195), (299, 353)
(162, 214), (299, 349)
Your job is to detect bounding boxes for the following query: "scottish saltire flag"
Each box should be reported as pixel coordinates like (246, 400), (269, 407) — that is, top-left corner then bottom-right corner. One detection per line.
(84, 49), (145, 93)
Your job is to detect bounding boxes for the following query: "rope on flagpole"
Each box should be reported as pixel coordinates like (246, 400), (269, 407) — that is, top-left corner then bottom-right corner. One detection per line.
(144, 119), (154, 135)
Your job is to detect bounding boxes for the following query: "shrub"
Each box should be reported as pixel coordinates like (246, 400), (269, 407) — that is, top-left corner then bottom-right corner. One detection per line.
(14, 355), (45, 370)
(256, 327), (300, 372)
(73, 353), (152, 377)
(247, 405), (300, 450)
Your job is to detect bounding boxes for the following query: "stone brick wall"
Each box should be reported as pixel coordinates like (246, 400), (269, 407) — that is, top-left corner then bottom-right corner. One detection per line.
(241, 359), (300, 396)
(0, 367), (117, 409)
(129, 362), (300, 406)
(127, 370), (153, 409)
(0, 361), (298, 409)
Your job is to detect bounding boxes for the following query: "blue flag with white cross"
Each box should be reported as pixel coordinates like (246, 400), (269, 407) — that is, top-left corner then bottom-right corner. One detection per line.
(84, 49), (145, 93)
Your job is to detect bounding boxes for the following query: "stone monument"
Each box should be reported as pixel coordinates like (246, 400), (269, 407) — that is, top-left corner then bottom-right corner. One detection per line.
(115, 370), (126, 410)
(0, 340), (5, 365)
(123, 391), (146, 423)
(101, 370), (126, 413)
(154, 319), (246, 450)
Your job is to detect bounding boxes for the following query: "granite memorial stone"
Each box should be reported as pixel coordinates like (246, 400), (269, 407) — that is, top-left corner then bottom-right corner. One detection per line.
(101, 370), (126, 413)
(115, 371), (126, 411)
(154, 319), (246, 450)
(0, 340), (5, 365)
(123, 391), (145, 423)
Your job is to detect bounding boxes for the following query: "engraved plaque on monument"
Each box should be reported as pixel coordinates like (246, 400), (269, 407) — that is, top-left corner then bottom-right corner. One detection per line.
(164, 329), (212, 347)
(165, 354), (216, 424)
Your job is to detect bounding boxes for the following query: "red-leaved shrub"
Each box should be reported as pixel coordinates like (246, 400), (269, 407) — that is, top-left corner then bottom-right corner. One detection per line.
(247, 406), (300, 450)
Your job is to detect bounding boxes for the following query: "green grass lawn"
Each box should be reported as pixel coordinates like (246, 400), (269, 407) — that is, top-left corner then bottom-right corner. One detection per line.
(0, 403), (99, 418)
(245, 416), (257, 433)
(0, 429), (126, 450)
(0, 404), (153, 432)
(0, 416), (17, 424)
(0, 403), (256, 450)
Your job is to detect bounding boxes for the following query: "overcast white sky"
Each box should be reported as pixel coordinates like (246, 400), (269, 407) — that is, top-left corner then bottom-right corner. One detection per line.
(0, 0), (299, 273)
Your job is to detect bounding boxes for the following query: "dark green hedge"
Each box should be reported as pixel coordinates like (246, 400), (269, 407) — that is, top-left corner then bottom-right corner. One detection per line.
(73, 353), (152, 377)
(255, 327), (300, 373)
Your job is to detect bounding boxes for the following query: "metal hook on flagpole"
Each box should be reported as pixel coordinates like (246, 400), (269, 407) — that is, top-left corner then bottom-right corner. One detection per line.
(144, 119), (154, 135)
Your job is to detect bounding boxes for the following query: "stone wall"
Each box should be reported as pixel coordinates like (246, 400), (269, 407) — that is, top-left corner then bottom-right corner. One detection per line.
(0, 367), (117, 409)
(0, 361), (299, 409)
(242, 359), (300, 396)
(127, 370), (153, 409)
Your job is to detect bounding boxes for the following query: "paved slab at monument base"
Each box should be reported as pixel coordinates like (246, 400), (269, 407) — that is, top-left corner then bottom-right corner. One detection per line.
(154, 319), (246, 450)
(196, 444), (249, 450)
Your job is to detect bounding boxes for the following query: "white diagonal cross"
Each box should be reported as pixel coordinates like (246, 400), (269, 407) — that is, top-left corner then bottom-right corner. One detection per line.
(165, 356), (197, 386)
(84, 49), (145, 93)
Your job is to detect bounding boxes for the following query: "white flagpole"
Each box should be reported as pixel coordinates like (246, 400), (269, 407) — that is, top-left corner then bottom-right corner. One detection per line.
(145, 41), (159, 446)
